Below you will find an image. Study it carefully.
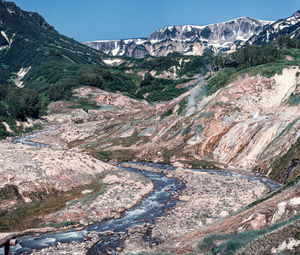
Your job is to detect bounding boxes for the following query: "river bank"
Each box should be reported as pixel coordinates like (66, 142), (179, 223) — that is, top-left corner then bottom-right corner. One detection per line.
(1, 125), (282, 254)
(120, 163), (280, 253)
(8, 164), (184, 254)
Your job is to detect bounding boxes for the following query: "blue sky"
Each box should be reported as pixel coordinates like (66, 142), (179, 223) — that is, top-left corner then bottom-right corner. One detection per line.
(13, 0), (299, 42)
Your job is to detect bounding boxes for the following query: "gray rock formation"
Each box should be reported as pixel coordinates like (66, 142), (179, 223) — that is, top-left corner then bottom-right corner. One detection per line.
(84, 17), (271, 58)
(248, 11), (300, 45)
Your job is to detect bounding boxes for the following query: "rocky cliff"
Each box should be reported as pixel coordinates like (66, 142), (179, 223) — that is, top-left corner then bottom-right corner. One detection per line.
(84, 11), (299, 58)
(248, 11), (300, 45)
(84, 17), (270, 58)
(53, 65), (300, 183)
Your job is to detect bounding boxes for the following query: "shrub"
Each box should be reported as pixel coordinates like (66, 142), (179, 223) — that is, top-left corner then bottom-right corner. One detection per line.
(199, 215), (300, 255)
(206, 68), (237, 96)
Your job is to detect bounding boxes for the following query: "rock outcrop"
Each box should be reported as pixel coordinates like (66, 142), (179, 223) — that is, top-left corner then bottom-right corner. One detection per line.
(49, 66), (300, 183)
(84, 11), (299, 58)
(84, 17), (270, 58)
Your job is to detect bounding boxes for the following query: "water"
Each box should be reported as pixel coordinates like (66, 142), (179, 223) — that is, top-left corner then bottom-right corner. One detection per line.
(8, 164), (184, 254)
(13, 131), (48, 148)
(3, 133), (281, 254)
(189, 168), (282, 192)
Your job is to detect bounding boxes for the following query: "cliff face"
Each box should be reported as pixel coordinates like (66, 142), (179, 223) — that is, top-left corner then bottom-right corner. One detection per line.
(248, 11), (300, 45)
(84, 11), (300, 58)
(48, 66), (300, 183)
(137, 66), (300, 182)
(84, 17), (270, 58)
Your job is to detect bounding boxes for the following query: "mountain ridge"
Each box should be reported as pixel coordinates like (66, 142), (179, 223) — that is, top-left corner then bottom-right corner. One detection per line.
(84, 12), (299, 58)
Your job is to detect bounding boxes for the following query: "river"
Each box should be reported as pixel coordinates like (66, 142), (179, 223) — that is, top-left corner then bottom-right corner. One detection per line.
(0, 131), (281, 254)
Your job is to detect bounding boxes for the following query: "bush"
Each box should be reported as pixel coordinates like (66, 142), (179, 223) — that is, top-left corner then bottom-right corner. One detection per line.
(206, 68), (237, 95)
(199, 215), (300, 255)
(7, 88), (41, 120)
(288, 93), (300, 106)
(137, 75), (187, 102)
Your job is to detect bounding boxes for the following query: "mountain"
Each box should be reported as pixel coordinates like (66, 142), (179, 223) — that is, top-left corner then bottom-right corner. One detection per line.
(0, 0), (106, 84)
(84, 12), (300, 58)
(0, 0), (150, 112)
(248, 11), (300, 45)
(84, 17), (271, 58)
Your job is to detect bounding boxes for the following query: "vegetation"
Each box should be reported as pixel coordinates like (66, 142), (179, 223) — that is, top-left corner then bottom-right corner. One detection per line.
(198, 215), (300, 255)
(133, 52), (181, 73)
(288, 93), (300, 106)
(0, 83), (43, 138)
(68, 97), (99, 111)
(0, 177), (104, 231)
(0, 0), (299, 142)
(269, 137), (300, 181)
(177, 97), (188, 115)
(92, 149), (135, 162)
(178, 54), (214, 77)
(245, 175), (300, 209)
(137, 73), (189, 101)
(206, 68), (237, 96)
(46, 220), (80, 229)
(200, 37), (300, 95)
(161, 107), (174, 119)
(24, 62), (139, 102)
(131, 52), (214, 78)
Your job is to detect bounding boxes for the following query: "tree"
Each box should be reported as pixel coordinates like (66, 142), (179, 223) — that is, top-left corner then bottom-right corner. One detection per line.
(7, 88), (41, 120)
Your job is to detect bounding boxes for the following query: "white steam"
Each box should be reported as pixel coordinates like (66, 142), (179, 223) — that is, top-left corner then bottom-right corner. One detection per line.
(186, 75), (207, 117)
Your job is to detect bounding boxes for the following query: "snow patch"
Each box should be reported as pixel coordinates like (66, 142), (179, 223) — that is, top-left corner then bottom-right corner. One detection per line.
(134, 38), (147, 45)
(1, 31), (10, 44)
(103, 58), (122, 65)
(0, 45), (8, 51)
(14, 67), (31, 88)
(2, 122), (13, 133)
(111, 41), (120, 56)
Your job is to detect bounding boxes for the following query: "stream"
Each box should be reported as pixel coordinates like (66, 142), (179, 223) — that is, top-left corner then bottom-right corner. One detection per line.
(0, 132), (281, 254)
(12, 164), (184, 254)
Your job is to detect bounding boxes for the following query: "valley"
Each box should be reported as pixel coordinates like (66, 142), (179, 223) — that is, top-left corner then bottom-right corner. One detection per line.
(0, 127), (279, 254)
(0, 0), (299, 254)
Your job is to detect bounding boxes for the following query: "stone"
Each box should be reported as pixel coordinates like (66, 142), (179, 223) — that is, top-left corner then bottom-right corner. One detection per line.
(179, 195), (190, 202)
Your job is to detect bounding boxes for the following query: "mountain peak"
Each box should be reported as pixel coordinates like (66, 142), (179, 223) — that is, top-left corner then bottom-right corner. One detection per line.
(293, 10), (300, 17)
(85, 17), (269, 58)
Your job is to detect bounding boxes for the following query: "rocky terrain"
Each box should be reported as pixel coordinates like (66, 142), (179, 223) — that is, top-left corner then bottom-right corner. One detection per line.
(154, 181), (300, 254)
(24, 232), (101, 255)
(0, 67), (299, 254)
(44, 66), (300, 183)
(44, 170), (152, 227)
(248, 10), (300, 45)
(84, 17), (270, 58)
(0, 1), (299, 254)
(120, 163), (269, 253)
(0, 136), (153, 232)
(84, 11), (299, 58)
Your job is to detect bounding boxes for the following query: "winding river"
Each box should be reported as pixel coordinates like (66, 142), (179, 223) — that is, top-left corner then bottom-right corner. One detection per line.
(0, 131), (281, 254)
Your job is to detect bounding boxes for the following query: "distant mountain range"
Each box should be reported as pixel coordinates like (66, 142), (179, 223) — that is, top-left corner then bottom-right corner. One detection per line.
(84, 11), (300, 58)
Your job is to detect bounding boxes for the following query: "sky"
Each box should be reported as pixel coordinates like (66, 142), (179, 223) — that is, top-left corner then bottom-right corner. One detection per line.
(12, 0), (299, 42)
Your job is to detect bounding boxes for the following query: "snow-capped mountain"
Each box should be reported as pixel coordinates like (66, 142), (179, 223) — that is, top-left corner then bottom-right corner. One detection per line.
(247, 11), (300, 45)
(84, 17), (271, 58)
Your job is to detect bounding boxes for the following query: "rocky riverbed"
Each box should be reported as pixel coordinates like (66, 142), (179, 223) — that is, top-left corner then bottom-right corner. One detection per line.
(120, 163), (272, 253)
(0, 137), (153, 233)
(0, 139), (281, 255)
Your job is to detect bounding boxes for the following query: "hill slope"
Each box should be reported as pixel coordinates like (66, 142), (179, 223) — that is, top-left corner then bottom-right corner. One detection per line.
(0, 0), (105, 73)
(55, 51), (300, 184)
